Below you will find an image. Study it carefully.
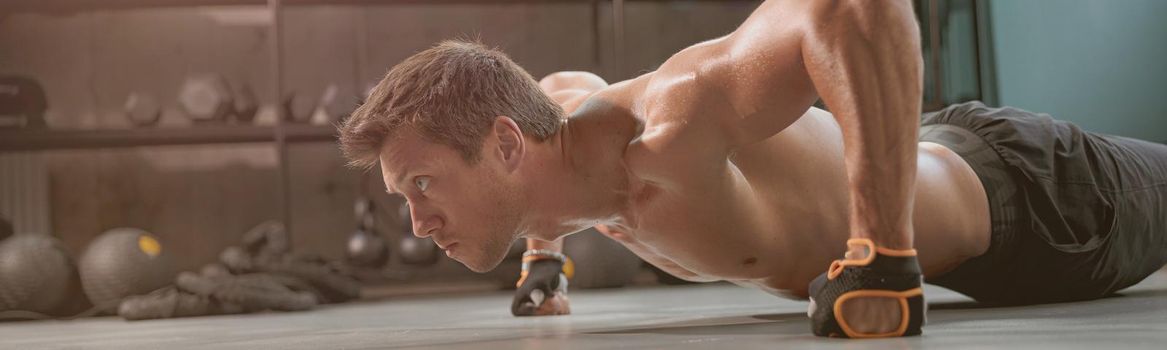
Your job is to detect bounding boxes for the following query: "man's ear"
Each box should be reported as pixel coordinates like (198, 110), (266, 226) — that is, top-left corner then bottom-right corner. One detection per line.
(492, 116), (525, 171)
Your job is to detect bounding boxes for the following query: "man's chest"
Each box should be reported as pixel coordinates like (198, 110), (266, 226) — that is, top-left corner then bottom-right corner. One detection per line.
(610, 116), (852, 266)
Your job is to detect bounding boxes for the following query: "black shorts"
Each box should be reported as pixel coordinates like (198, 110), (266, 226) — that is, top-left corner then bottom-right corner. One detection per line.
(918, 101), (1167, 304)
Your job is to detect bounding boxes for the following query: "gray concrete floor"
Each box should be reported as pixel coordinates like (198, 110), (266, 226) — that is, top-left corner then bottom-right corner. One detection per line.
(2, 271), (1166, 350)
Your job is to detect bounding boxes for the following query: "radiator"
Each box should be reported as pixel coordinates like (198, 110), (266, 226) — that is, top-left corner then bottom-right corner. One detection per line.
(0, 152), (51, 236)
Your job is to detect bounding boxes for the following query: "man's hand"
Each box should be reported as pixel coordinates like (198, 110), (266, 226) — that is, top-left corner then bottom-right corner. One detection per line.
(836, 298), (904, 334)
(831, 244), (905, 334)
(511, 258), (571, 316)
(807, 239), (925, 338)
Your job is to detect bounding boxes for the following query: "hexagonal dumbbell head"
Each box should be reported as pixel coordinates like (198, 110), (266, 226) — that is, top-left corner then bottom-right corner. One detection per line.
(124, 92), (161, 128)
(282, 91), (316, 124)
(311, 83), (358, 125)
(178, 74), (234, 124)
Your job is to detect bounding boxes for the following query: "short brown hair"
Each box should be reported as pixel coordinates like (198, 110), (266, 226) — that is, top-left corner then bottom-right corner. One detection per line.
(339, 40), (564, 169)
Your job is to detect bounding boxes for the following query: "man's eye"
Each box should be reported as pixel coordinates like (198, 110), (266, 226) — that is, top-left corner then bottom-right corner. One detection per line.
(414, 176), (431, 192)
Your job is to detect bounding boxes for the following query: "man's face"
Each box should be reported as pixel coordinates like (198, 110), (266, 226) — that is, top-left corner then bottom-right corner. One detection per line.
(379, 130), (523, 273)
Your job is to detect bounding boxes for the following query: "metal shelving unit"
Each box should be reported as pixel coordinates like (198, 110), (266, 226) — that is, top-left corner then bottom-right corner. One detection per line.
(0, 0), (770, 151)
(0, 125), (334, 152)
(2, 0), (965, 242)
(0, 0), (635, 243)
(0, 0), (597, 13)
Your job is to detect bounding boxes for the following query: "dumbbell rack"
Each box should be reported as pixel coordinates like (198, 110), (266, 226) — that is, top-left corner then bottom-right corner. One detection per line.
(0, 125), (334, 151)
(0, 0), (960, 244)
(0, 0), (644, 242)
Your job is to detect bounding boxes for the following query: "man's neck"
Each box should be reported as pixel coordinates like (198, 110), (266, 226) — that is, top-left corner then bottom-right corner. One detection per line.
(519, 98), (643, 241)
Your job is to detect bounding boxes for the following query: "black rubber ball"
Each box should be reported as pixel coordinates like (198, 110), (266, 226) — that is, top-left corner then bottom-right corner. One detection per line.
(78, 228), (177, 308)
(0, 234), (75, 314)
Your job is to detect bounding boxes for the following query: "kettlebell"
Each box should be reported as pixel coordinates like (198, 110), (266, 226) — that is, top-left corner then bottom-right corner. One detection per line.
(347, 229), (389, 268)
(345, 198), (389, 268)
(563, 228), (642, 289)
(396, 202), (439, 266)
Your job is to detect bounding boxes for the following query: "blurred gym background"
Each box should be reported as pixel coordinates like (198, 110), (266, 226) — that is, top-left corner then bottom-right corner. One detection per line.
(1, 0), (1164, 317)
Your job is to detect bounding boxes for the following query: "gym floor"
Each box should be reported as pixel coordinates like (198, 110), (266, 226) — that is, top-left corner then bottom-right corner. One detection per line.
(2, 270), (1165, 349)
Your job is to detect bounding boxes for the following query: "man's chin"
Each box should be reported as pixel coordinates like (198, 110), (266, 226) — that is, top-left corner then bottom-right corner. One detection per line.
(456, 251), (508, 273)
(463, 262), (496, 273)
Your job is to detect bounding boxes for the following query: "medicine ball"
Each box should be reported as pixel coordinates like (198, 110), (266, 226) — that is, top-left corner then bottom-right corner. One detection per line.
(0, 234), (78, 314)
(78, 228), (177, 309)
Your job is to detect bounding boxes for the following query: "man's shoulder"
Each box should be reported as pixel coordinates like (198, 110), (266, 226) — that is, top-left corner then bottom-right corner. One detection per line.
(622, 107), (734, 189)
(566, 74), (654, 143)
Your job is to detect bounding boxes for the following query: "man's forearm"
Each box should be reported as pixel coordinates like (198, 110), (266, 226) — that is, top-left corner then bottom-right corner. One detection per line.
(801, 0), (922, 249)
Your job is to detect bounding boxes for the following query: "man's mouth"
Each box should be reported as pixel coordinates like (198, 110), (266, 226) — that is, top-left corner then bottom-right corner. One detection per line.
(430, 236), (446, 249)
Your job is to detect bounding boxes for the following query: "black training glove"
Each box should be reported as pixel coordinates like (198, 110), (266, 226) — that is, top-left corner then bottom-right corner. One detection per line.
(808, 239), (926, 338)
(511, 258), (570, 316)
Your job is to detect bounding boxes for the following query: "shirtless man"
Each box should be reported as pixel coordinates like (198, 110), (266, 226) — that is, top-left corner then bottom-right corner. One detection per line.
(340, 0), (1167, 338)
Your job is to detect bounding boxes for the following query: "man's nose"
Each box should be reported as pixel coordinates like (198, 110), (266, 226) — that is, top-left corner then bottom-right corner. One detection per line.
(402, 202), (441, 238)
(413, 215), (442, 238)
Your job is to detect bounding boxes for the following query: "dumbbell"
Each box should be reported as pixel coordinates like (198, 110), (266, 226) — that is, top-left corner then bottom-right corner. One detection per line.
(311, 83), (358, 125)
(177, 74), (233, 125)
(281, 91), (315, 124)
(396, 202), (440, 266)
(0, 75), (48, 129)
(123, 92), (161, 128)
(231, 83), (259, 124)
